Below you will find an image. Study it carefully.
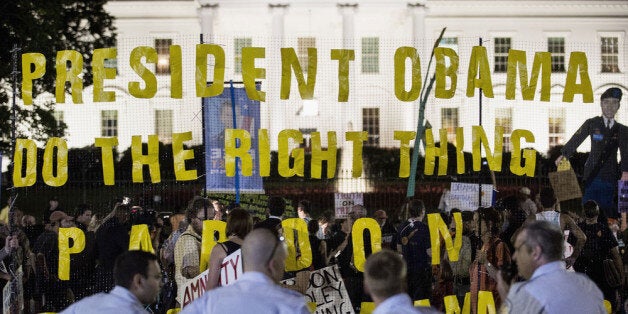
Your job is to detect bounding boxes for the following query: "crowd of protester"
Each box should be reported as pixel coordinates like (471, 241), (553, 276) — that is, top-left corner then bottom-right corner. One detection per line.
(0, 184), (626, 313)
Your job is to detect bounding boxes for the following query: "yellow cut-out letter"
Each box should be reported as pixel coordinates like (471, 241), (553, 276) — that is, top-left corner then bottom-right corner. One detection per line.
(128, 46), (158, 99)
(196, 44), (225, 97)
(21, 53), (46, 105)
(330, 49), (355, 102)
(510, 129), (536, 177)
(346, 131), (368, 178)
(472, 126), (502, 172)
(129, 224), (155, 254)
(242, 47), (266, 101)
(172, 132), (197, 181)
(131, 135), (161, 183)
(282, 218), (312, 271)
(278, 129), (304, 177)
(58, 227), (85, 280)
(55, 50), (84, 104)
(42, 137), (68, 187)
(563, 52), (593, 103)
(466, 46), (493, 98)
(225, 129), (253, 177)
(93, 48), (117, 102)
(95, 137), (118, 185)
(394, 131), (416, 178)
(311, 132), (337, 179)
(394, 47), (422, 102)
(280, 48), (317, 100)
(351, 218), (382, 272)
(505, 50), (551, 102)
(13, 139), (37, 187)
(435, 47), (459, 99)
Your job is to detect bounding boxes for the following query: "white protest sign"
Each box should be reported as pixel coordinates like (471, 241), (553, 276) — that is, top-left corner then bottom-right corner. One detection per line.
(334, 193), (363, 218)
(448, 183), (494, 211)
(179, 269), (209, 308)
(304, 265), (354, 314)
(219, 249), (243, 286)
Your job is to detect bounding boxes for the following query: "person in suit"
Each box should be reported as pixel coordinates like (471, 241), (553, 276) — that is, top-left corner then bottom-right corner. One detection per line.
(254, 196), (286, 237)
(556, 87), (628, 228)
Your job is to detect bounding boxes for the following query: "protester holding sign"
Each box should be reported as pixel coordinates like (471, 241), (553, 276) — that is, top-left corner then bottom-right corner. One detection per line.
(206, 208), (252, 290)
(175, 197), (215, 302)
(556, 87), (628, 229)
(181, 228), (309, 313)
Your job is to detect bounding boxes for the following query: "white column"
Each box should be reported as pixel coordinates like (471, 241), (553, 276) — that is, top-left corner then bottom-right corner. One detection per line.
(197, 1), (218, 43)
(338, 3), (357, 49)
(268, 4), (289, 149)
(407, 2), (429, 135)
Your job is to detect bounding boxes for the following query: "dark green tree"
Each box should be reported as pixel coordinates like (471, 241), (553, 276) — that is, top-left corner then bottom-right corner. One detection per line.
(0, 0), (116, 153)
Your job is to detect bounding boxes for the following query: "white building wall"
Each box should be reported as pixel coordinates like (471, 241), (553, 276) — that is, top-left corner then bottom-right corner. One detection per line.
(50, 0), (627, 158)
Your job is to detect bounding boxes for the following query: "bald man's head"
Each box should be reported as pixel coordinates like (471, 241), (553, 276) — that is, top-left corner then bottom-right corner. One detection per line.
(242, 228), (286, 282)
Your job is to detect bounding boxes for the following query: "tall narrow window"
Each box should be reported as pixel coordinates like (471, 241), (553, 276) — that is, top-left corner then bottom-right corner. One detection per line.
(548, 108), (565, 148)
(155, 38), (172, 75)
(101, 110), (118, 137)
(494, 37), (511, 73)
(52, 110), (64, 128)
(601, 37), (620, 73)
(441, 108), (459, 144)
(362, 108), (380, 146)
(234, 37), (252, 74)
(361, 37), (379, 73)
(495, 108), (512, 152)
(298, 37), (316, 73)
(548, 37), (565, 72)
(155, 110), (173, 143)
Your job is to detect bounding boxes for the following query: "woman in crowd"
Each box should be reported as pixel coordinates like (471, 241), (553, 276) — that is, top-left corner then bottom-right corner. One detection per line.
(206, 208), (253, 290)
(470, 207), (511, 313)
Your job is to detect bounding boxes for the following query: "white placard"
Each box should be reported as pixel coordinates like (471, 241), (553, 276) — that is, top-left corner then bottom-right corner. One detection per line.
(448, 183), (494, 211)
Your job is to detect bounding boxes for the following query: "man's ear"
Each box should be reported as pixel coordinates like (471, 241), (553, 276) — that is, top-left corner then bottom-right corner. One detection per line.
(531, 245), (543, 261)
(131, 273), (143, 290)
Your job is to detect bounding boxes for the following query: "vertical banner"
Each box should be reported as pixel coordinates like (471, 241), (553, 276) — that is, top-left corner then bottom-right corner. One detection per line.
(203, 84), (263, 193)
(334, 193), (363, 218)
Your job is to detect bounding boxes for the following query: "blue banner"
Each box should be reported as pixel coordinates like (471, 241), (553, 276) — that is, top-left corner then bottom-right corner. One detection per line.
(203, 84), (264, 193)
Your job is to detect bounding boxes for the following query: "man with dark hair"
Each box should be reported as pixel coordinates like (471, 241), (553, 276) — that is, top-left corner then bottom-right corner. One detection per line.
(556, 87), (628, 227)
(297, 200), (312, 224)
(61, 250), (163, 313)
(395, 199), (431, 301)
(175, 196), (215, 302)
(365, 250), (431, 314)
(181, 229), (309, 313)
(497, 221), (605, 313)
(254, 196), (285, 236)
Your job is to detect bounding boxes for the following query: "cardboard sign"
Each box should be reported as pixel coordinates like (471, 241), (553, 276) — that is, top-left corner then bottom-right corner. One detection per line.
(448, 183), (493, 211)
(619, 180), (628, 213)
(303, 265), (354, 314)
(334, 193), (363, 218)
(549, 168), (582, 202)
(219, 249), (243, 286)
(179, 269), (209, 308)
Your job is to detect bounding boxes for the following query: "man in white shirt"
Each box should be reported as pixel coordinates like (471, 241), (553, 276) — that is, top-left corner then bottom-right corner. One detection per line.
(61, 250), (163, 314)
(497, 220), (606, 314)
(364, 250), (432, 314)
(181, 228), (309, 313)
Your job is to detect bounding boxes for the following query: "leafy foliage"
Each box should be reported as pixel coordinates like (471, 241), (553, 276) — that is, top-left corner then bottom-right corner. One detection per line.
(0, 0), (116, 153)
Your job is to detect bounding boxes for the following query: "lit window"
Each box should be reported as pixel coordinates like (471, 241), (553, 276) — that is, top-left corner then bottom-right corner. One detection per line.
(298, 37), (316, 73)
(361, 37), (379, 73)
(155, 110), (173, 143)
(234, 38), (252, 74)
(548, 108), (565, 147)
(441, 108), (459, 144)
(101, 110), (118, 137)
(155, 39), (172, 75)
(362, 108), (380, 146)
(548, 37), (565, 72)
(495, 108), (512, 152)
(601, 37), (620, 73)
(494, 37), (511, 73)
